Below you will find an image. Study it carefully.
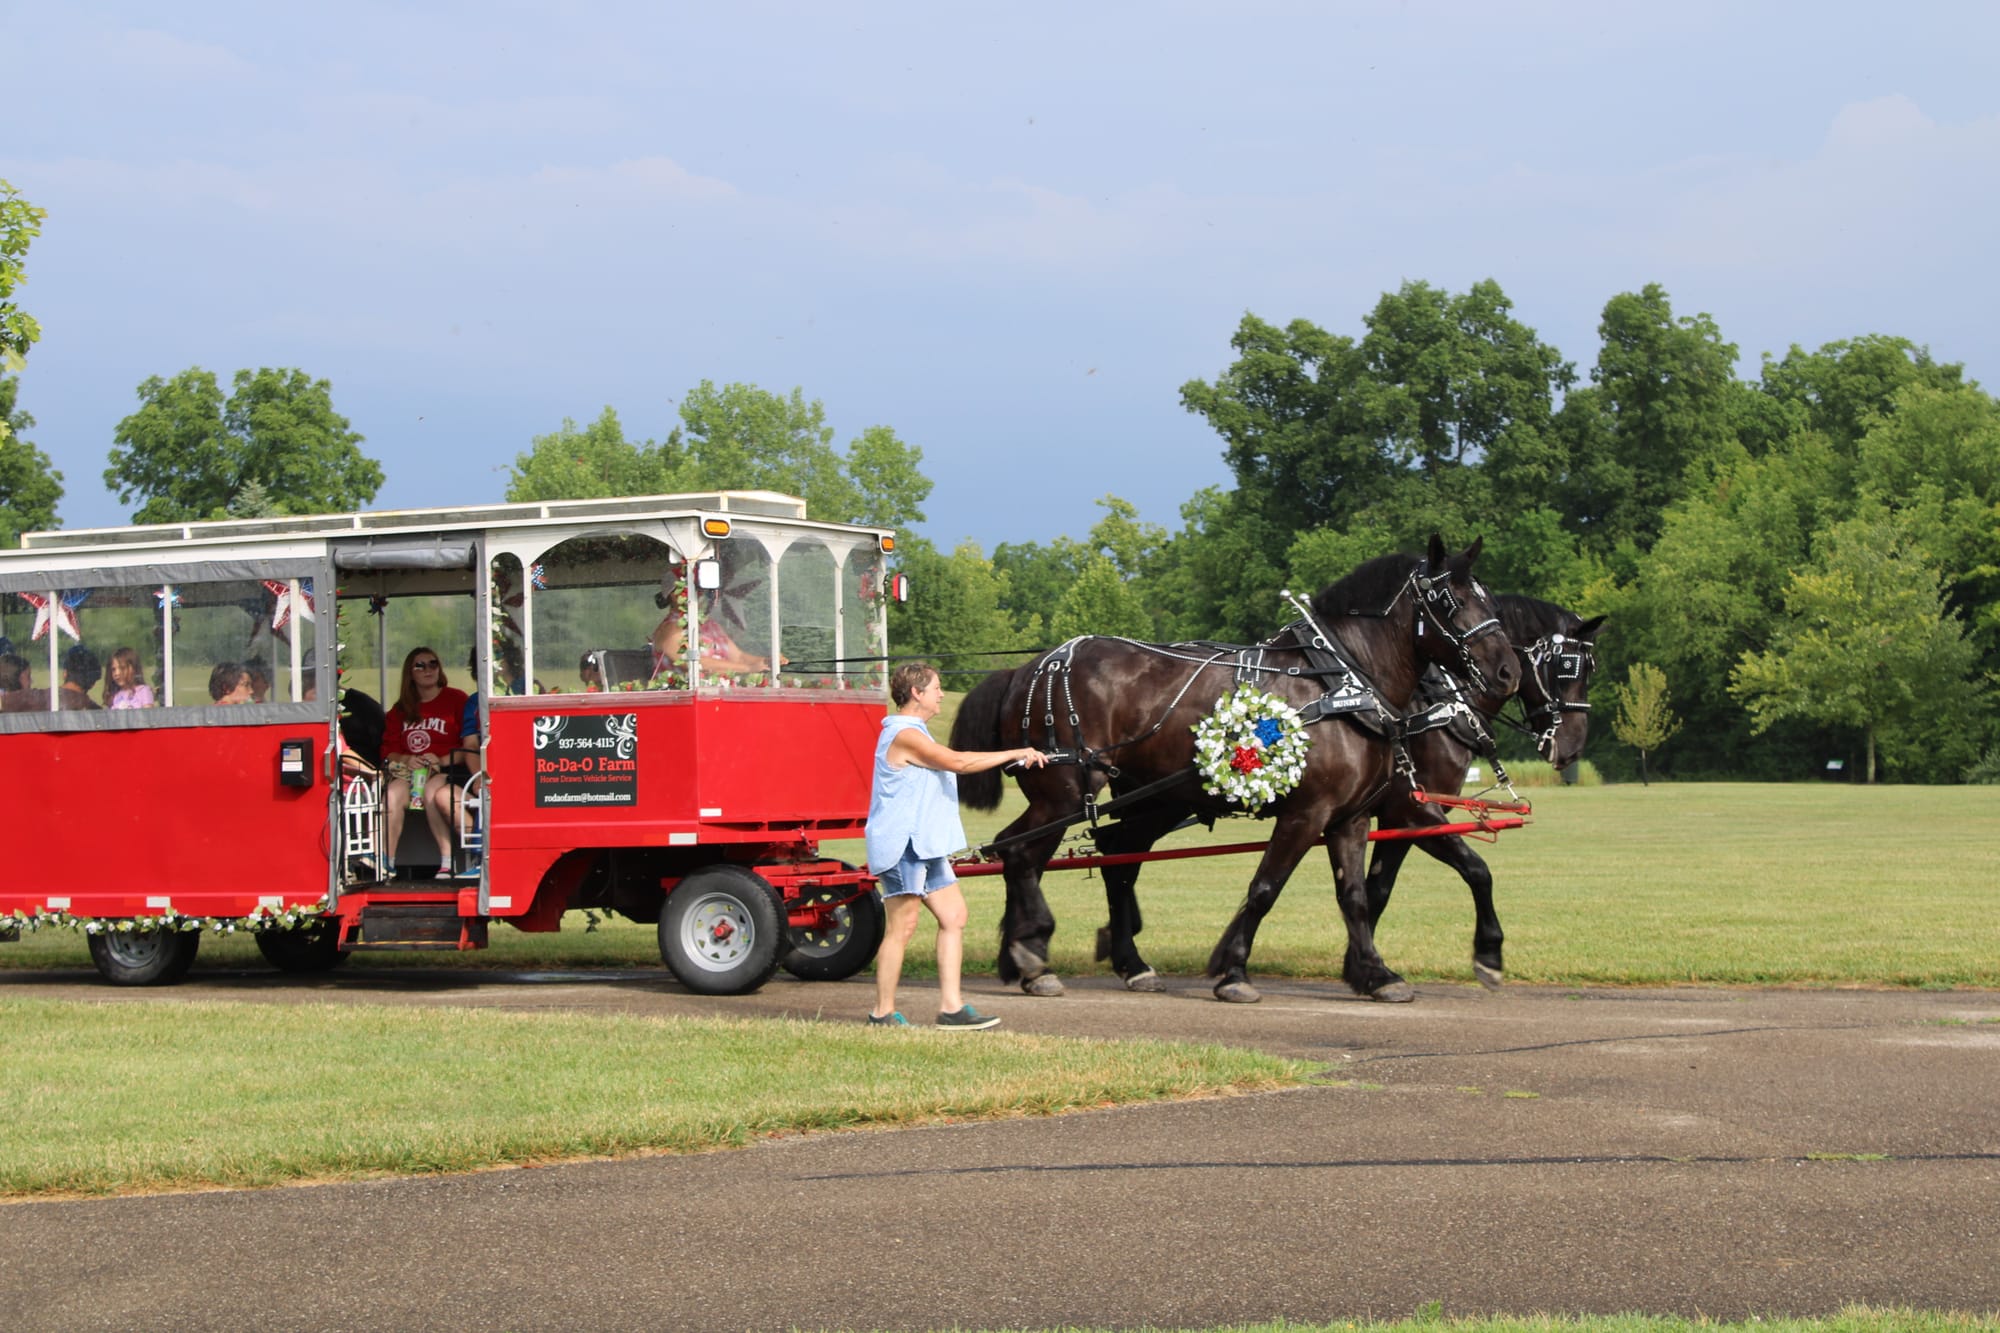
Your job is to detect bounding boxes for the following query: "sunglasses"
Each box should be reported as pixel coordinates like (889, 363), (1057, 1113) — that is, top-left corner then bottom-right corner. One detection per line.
(412, 659), (441, 670)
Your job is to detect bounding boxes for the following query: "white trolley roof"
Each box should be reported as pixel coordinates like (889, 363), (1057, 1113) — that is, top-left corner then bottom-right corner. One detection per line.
(0, 491), (891, 579)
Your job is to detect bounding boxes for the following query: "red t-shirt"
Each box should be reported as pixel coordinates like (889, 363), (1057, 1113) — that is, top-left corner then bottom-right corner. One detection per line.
(386, 688), (468, 759)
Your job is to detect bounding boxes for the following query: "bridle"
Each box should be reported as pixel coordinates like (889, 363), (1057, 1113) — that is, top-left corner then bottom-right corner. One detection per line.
(1512, 630), (1596, 760)
(1410, 563), (1506, 696)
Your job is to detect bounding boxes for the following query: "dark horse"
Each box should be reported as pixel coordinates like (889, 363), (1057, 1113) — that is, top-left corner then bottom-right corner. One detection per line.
(1363, 596), (1605, 989)
(951, 536), (1519, 1003)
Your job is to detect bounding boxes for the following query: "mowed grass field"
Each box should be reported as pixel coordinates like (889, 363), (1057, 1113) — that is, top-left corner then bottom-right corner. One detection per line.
(4, 781), (1992, 988)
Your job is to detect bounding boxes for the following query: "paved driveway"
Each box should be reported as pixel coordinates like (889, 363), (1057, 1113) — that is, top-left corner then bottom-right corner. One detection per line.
(3, 967), (1997, 1330)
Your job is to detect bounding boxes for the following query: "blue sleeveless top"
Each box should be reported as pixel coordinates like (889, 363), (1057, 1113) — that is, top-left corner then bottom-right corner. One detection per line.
(865, 714), (967, 873)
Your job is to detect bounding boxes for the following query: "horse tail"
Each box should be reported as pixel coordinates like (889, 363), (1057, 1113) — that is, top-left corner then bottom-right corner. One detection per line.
(951, 668), (1015, 811)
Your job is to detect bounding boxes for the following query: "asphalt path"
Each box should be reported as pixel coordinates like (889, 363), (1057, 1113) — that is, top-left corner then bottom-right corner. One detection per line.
(3, 964), (1998, 1331)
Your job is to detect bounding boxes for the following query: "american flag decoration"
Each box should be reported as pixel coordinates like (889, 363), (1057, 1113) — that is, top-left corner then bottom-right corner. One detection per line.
(23, 590), (88, 642)
(530, 563), (548, 590)
(264, 578), (316, 632)
(155, 586), (181, 612)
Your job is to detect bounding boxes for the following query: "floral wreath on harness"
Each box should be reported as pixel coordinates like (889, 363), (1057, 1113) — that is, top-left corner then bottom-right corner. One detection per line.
(1192, 684), (1312, 811)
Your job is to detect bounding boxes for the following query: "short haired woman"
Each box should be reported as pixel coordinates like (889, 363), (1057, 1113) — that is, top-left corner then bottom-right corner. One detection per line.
(865, 661), (1047, 1030)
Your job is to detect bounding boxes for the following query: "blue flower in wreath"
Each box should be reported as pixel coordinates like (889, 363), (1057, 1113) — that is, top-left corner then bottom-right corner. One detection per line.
(1253, 717), (1285, 747)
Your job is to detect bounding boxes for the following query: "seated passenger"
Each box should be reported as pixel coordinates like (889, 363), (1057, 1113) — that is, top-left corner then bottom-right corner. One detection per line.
(578, 653), (603, 692)
(245, 660), (272, 703)
(0, 652), (42, 712)
(650, 592), (784, 680)
(382, 646), (468, 877)
(0, 651), (27, 696)
(0, 647), (97, 713)
(209, 662), (252, 705)
(105, 647), (156, 709)
(425, 653), (484, 878)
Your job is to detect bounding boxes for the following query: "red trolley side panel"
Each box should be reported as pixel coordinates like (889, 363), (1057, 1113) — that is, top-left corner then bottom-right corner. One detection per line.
(0, 723), (331, 918)
(485, 691), (879, 859)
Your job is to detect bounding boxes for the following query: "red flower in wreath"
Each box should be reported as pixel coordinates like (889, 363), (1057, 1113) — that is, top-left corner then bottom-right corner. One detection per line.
(1230, 745), (1265, 774)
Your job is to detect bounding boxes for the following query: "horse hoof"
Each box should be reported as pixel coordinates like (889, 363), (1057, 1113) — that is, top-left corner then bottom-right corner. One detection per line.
(1023, 973), (1066, 997)
(1122, 969), (1166, 993)
(1369, 981), (1416, 1004)
(1474, 962), (1504, 991)
(1214, 981), (1262, 1004)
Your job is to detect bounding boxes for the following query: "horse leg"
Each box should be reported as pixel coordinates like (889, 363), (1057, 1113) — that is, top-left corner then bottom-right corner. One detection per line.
(1329, 814), (1413, 1002)
(1363, 839), (1413, 934)
(1093, 807), (1182, 992)
(1413, 833), (1503, 988)
(1204, 816), (1326, 1004)
(991, 808), (1068, 997)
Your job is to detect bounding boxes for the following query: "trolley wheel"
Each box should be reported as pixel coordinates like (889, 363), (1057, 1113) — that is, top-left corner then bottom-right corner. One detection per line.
(659, 865), (785, 996)
(780, 884), (886, 982)
(86, 928), (201, 986)
(254, 920), (349, 973)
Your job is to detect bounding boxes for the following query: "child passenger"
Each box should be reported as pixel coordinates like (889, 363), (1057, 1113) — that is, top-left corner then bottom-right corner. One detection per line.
(106, 647), (156, 709)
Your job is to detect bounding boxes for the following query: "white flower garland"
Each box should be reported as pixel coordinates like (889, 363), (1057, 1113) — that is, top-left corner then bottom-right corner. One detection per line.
(1192, 685), (1312, 810)
(0, 899), (333, 938)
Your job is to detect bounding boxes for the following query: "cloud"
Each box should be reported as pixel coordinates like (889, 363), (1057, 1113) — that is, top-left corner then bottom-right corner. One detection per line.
(108, 28), (253, 81)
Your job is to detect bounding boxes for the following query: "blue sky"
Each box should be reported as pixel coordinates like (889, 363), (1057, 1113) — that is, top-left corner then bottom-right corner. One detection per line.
(7, 2), (1998, 553)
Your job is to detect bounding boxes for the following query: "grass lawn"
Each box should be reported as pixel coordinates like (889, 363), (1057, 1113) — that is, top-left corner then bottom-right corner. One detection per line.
(0, 997), (1309, 1198)
(3, 782), (1994, 988)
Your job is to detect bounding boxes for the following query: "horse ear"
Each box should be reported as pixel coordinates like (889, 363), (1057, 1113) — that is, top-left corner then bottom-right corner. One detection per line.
(1460, 535), (1485, 569)
(1426, 533), (1447, 569)
(1576, 613), (1607, 639)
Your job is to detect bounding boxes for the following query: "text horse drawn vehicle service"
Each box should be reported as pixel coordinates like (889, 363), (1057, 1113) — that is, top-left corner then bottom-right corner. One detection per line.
(0, 492), (900, 992)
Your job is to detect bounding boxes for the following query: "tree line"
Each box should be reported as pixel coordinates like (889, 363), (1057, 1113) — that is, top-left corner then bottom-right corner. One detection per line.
(2, 180), (1991, 781)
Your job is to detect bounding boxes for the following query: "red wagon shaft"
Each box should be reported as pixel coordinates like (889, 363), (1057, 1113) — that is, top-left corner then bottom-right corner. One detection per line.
(954, 794), (1531, 877)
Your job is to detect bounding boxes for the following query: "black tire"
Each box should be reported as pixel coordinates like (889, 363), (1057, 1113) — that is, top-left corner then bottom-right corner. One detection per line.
(658, 865), (785, 996)
(780, 884), (886, 982)
(86, 928), (201, 986)
(254, 920), (349, 973)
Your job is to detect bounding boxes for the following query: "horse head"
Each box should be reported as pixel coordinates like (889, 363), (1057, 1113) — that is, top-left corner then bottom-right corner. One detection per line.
(1499, 597), (1605, 769)
(1415, 534), (1519, 700)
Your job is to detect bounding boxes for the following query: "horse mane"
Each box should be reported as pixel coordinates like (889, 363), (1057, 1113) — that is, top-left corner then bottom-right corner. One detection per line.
(1308, 551), (1421, 623)
(1497, 593), (1581, 643)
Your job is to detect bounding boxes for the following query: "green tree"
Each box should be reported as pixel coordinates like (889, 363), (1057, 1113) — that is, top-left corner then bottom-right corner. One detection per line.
(1049, 555), (1153, 642)
(105, 367), (382, 523)
(1852, 382), (2000, 669)
(1609, 663), (1682, 786)
(888, 537), (1036, 684)
(1549, 285), (1746, 552)
(506, 407), (677, 501)
(1756, 334), (1966, 459)
(506, 385), (930, 531)
(0, 178), (46, 400)
(0, 374), (62, 545)
(1730, 518), (1984, 783)
(1180, 314), (1392, 535)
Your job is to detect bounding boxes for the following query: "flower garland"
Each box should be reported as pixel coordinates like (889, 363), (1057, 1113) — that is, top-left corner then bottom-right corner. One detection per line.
(0, 899), (333, 938)
(1191, 685), (1312, 810)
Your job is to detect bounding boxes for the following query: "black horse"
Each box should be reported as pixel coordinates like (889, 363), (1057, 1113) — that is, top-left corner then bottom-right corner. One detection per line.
(1362, 596), (1605, 989)
(951, 536), (1519, 1003)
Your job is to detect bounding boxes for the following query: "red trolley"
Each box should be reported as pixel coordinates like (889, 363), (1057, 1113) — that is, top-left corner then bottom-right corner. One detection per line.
(0, 492), (894, 992)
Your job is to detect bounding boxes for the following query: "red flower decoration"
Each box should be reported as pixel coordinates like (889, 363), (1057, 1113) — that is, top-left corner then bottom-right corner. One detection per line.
(1230, 745), (1265, 774)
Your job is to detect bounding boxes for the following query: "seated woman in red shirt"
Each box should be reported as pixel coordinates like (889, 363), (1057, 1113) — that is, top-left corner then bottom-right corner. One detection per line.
(381, 646), (468, 877)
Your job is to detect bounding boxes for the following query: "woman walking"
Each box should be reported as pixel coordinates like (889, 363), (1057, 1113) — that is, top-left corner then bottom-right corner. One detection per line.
(867, 661), (1047, 1029)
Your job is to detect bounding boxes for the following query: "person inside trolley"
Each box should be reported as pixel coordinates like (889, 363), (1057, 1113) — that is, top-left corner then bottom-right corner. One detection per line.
(381, 645), (468, 877)
(105, 646), (156, 709)
(208, 662), (252, 705)
(424, 648), (484, 879)
(650, 588), (784, 680)
(2, 645), (104, 713)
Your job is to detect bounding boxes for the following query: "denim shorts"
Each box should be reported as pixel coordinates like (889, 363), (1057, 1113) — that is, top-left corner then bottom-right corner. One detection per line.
(877, 845), (958, 899)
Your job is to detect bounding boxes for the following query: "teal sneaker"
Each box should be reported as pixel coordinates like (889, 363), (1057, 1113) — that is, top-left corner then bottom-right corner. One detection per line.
(936, 1005), (1001, 1031)
(867, 1011), (908, 1027)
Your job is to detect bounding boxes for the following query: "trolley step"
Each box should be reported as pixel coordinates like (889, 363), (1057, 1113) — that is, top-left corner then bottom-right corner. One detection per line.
(343, 903), (489, 951)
